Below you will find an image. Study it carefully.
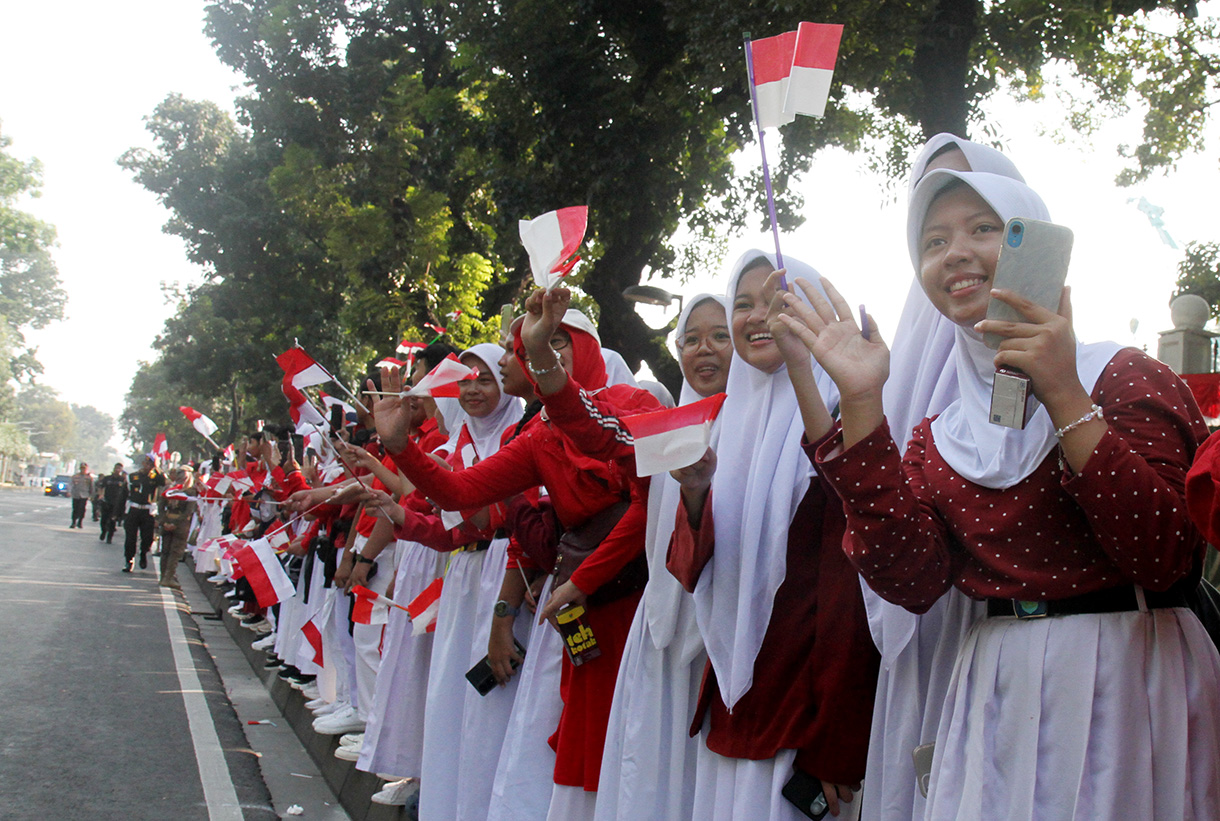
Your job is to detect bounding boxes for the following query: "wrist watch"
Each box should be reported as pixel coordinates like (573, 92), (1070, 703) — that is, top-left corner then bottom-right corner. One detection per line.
(355, 555), (375, 565)
(493, 600), (519, 618)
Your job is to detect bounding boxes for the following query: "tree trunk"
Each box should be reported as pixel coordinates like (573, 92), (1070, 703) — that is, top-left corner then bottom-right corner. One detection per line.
(912, 0), (979, 138)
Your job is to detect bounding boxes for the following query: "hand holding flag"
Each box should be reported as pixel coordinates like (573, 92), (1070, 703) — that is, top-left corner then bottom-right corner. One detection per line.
(403, 354), (477, 398)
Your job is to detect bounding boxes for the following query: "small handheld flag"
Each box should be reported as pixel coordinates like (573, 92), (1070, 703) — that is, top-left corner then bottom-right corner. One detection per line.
(744, 22), (843, 287)
(179, 406), (222, 450)
(620, 393), (728, 477)
(404, 354), (477, 398)
(519, 207), (588, 290)
(407, 578), (443, 636)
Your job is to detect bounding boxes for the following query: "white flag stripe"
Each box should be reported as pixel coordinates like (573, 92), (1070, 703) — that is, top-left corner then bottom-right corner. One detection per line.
(632, 423), (714, 477)
(782, 66), (835, 119)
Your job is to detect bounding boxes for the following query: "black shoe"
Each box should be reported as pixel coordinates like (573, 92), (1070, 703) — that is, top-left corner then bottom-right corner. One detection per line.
(106, 536), (113, 544)
(264, 657), (285, 669)
(121, 564), (132, 573)
(138, 554), (148, 569)
(277, 665), (302, 680)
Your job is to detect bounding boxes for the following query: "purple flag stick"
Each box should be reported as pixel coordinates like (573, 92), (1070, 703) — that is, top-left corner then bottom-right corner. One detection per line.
(743, 34), (787, 290)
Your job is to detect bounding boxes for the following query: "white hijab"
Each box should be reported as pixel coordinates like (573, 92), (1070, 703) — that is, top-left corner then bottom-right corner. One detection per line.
(907, 169), (1121, 489)
(643, 294), (726, 657)
(448, 343), (524, 467)
(697, 251), (840, 710)
(869, 137), (1032, 667)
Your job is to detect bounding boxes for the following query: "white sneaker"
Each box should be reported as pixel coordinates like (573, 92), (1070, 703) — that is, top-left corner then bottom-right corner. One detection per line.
(339, 732), (364, 747)
(251, 635), (276, 651)
(310, 699), (346, 717)
(334, 739), (362, 761)
(207, 574), (228, 584)
(223, 589), (238, 599)
(371, 779), (418, 806)
(300, 683), (321, 700)
(313, 706), (365, 735)
(304, 697), (329, 711)
(227, 604), (245, 616)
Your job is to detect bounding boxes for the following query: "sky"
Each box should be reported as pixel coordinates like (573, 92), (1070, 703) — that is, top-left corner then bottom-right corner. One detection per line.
(1, 2), (1218, 449)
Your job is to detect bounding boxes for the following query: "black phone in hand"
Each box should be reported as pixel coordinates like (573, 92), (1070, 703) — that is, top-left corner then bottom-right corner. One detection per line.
(782, 768), (829, 820)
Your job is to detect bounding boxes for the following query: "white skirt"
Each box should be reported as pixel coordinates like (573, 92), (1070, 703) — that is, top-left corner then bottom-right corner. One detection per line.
(692, 743), (861, 821)
(487, 575), (564, 821)
(860, 588), (984, 821)
(358, 541), (444, 778)
(419, 540), (522, 821)
(546, 784), (598, 821)
(594, 596), (705, 821)
(927, 607), (1220, 820)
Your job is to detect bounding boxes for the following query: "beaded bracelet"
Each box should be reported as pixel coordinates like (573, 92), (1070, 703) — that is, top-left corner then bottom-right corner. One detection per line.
(527, 350), (563, 377)
(1054, 404), (1104, 439)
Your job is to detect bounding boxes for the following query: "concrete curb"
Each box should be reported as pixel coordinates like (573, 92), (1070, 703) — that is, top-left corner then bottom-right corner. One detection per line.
(192, 566), (412, 821)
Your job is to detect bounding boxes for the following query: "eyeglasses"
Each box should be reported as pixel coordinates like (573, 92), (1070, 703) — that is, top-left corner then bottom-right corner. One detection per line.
(677, 331), (732, 351)
(522, 335), (571, 361)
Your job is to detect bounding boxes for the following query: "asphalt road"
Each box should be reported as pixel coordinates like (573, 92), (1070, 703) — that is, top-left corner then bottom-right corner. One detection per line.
(0, 489), (276, 820)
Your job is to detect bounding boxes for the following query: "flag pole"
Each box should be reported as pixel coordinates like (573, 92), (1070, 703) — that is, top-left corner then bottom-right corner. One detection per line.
(743, 33), (788, 289)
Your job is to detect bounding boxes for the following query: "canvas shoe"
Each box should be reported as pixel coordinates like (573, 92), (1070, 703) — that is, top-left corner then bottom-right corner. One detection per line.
(300, 683), (321, 700)
(371, 779), (419, 807)
(311, 699), (347, 717)
(312, 706), (365, 735)
(251, 635), (276, 651)
(304, 697), (329, 711)
(339, 732), (364, 747)
(334, 740), (362, 761)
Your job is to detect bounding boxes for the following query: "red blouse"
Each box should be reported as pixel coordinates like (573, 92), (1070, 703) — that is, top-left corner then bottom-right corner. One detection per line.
(666, 438), (879, 784)
(817, 349), (1207, 612)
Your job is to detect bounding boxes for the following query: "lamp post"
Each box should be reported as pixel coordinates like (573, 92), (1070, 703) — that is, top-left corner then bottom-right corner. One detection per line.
(621, 285), (683, 315)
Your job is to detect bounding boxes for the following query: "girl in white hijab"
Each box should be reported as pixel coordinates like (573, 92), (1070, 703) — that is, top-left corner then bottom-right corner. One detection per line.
(783, 169), (1220, 820)
(594, 294), (730, 821)
(668, 251), (878, 821)
(861, 134), (1026, 821)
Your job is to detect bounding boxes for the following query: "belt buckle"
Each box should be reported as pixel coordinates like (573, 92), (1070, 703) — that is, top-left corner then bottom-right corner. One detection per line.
(1012, 599), (1048, 619)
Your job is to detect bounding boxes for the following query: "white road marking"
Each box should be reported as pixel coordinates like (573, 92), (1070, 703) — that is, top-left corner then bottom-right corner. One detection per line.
(159, 589), (244, 821)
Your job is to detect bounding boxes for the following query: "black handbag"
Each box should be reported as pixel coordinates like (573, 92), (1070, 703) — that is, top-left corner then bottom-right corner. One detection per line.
(553, 499), (648, 607)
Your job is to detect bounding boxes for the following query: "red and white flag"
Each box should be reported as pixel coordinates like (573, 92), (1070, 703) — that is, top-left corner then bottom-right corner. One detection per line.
(519, 206), (588, 289)
(405, 354), (476, 398)
(396, 340), (426, 362)
(407, 578), (443, 636)
(179, 406), (219, 438)
(152, 433), (169, 463)
(267, 524), (292, 551)
(222, 444), (236, 463)
(301, 595), (333, 667)
(234, 538), (295, 608)
(227, 470), (255, 495)
(283, 383), (327, 433)
(749, 22), (842, 129)
(319, 392), (356, 424)
(621, 393), (728, 477)
(351, 584), (407, 626)
(276, 346), (332, 390)
(376, 356), (407, 371)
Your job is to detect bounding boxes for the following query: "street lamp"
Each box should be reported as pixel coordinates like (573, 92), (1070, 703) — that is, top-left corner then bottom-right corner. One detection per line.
(622, 285), (683, 314)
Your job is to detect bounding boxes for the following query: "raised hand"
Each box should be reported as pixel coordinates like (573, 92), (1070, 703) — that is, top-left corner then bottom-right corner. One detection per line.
(521, 286), (571, 357)
(371, 366), (412, 453)
(764, 269), (813, 371)
(775, 277), (890, 404)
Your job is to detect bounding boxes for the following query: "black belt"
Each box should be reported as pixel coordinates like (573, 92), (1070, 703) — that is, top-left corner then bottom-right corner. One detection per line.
(456, 539), (492, 554)
(987, 585), (1188, 619)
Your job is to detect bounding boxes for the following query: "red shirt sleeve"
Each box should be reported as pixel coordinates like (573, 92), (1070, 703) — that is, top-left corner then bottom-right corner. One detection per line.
(667, 489), (716, 593)
(387, 428), (542, 511)
(540, 377), (662, 466)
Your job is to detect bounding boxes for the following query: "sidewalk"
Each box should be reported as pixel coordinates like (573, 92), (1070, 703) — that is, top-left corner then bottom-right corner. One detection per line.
(185, 560), (412, 821)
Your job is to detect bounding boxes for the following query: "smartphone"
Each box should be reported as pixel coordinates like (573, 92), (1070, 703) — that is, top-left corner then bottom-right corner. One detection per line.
(290, 433), (305, 465)
(782, 767), (829, 820)
(983, 217), (1074, 350)
(465, 639), (527, 696)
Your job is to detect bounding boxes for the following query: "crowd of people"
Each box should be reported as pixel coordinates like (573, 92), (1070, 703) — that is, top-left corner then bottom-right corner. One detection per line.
(122, 134), (1220, 821)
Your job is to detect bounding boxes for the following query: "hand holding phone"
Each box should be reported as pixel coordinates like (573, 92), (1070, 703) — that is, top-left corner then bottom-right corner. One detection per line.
(983, 218), (1073, 350)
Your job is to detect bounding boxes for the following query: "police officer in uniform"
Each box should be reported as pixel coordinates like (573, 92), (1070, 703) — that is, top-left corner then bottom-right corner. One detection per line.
(157, 466), (198, 589)
(123, 455), (165, 572)
(96, 463), (127, 543)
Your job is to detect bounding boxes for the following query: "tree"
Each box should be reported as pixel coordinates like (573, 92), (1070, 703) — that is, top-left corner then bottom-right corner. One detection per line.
(1173, 241), (1220, 318)
(15, 384), (74, 455)
(122, 0), (1218, 436)
(68, 404), (119, 468)
(0, 121), (67, 386)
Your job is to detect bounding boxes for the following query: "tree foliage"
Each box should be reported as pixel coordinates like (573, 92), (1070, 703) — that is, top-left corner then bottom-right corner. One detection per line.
(16, 384), (74, 454)
(121, 0), (1217, 438)
(0, 122), (67, 388)
(1173, 241), (1220, 319)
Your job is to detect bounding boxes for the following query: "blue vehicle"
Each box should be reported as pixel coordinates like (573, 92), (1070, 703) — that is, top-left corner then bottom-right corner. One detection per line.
(44, 475), (71, 497)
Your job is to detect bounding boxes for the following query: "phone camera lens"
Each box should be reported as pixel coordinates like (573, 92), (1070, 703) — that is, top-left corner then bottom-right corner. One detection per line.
(1012, 223), (1023, 234)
